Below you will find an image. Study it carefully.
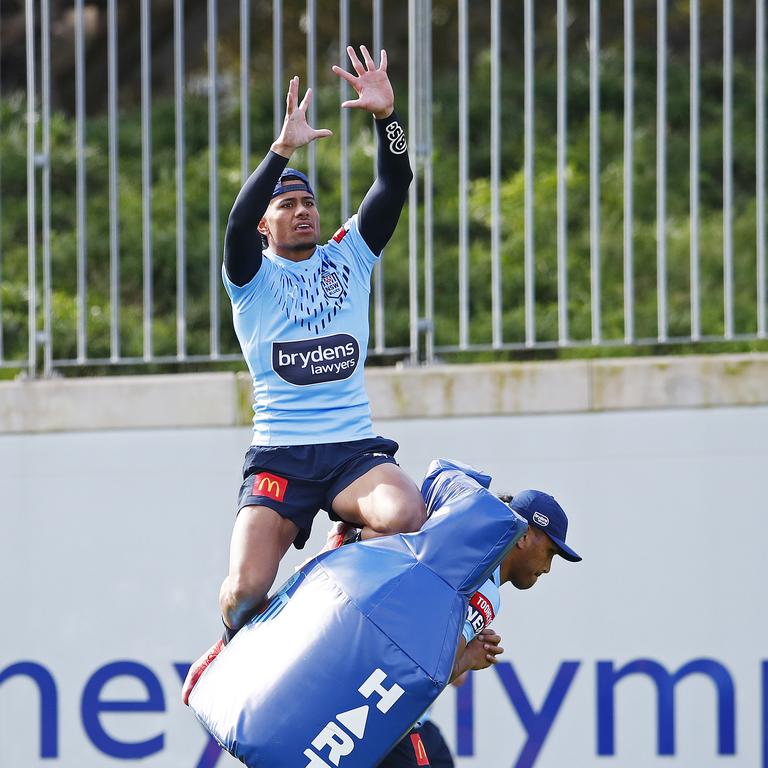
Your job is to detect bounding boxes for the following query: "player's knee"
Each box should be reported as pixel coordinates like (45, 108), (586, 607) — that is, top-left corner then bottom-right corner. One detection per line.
(378, 490), (426, 533)
(226, 571), (269, 610)
(400, 496), (427, 532)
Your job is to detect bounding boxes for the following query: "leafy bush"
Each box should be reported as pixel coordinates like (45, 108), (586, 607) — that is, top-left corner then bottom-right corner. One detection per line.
(1, 41), (766, 376)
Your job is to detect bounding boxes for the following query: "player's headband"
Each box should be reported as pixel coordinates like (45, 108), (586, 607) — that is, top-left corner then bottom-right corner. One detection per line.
(271, 168), (314, 200)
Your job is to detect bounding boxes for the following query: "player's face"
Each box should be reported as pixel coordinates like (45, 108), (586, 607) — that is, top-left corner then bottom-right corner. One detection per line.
(259, 191), (320, 260)
(502, 528), (559, 590)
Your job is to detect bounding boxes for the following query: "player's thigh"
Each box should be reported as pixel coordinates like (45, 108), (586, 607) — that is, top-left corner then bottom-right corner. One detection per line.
(331, 462), (425, 533)
(238, 444), (330, 549)
(227, 504), (299, 590)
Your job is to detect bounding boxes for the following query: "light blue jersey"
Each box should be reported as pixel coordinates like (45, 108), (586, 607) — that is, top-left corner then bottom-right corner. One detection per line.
(223, 215), (378, 446)
(462, 568), (501, 644)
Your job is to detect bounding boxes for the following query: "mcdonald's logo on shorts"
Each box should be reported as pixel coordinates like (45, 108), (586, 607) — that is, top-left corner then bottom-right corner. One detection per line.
(410, 732), (430, 766)
(252, 472), (288, 502)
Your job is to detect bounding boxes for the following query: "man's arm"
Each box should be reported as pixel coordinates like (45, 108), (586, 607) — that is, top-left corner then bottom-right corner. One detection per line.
(332, 46), (413, 255)
(223, 152), (288, 286)
(223, 77), (331, 287)
(357, 113), (413, 255)
(450, 627), (504, 683)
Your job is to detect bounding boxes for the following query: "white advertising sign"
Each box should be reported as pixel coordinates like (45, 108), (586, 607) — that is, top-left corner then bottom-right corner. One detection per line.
(1, 406), (765, 767)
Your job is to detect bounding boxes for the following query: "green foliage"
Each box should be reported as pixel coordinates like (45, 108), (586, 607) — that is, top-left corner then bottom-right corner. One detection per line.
(1, 43), (766, 376)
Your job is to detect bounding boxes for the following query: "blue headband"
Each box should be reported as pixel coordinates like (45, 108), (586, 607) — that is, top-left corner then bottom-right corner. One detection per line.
(271, 168), (314, 199)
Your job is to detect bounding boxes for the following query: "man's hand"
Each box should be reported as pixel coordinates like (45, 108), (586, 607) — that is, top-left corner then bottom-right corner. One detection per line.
(464, 627), (504, 671)
(450, 628), (504, 682)
(332, 45), (394, 120)
(270, 76), (332, 158)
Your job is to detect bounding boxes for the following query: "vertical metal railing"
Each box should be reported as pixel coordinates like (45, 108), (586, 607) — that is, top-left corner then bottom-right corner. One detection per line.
(141, 0), (153, 360)
(40, 0), (51, 376)
(623, 0), (635, 343)
(723, 0), (734, 339)
(556, 0), (569, 345)
(306, 0), (317, 191)
(422, 2), (434, 364)
(407, 0), (419, 364)
(590, 0), (602, 344)
(107, 0), (120, 361)
(759, 0), (767, 338)
(339, 0), (350, 222)
(208, 0), (220, 358)
(371, 0), (386, 355)
(656, 0), (668, 342)
(0, 6), (3, 363)
(523, 0), (535, 348)
(25, 0), (37, 377)
(690, 0), (701, 340)
(272, 0), (282, 139)
(5, 1), (768, 375)
(490, 0), (502, 350)
(75, 0), (87, 363)
(457, 0), (469, 351)
(240, 0), (250, 185)
(175, 0), (187, 359)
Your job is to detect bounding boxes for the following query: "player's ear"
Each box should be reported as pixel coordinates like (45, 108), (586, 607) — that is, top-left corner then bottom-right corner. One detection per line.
(257, 218), (269, 237)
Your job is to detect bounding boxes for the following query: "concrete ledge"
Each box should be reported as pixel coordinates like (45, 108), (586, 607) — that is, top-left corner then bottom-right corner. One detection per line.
(0, 373), (239, 433)
(365, 360), (592, 418)
(1, 353), (766, 433)
(591, 355), (768, 410)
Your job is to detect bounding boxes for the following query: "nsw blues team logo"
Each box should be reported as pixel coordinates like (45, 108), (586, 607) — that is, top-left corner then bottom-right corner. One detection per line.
(321, 270), (343, 299)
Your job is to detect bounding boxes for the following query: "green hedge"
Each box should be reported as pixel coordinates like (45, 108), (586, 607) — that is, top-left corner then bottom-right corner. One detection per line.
(1, 47), (766, 375)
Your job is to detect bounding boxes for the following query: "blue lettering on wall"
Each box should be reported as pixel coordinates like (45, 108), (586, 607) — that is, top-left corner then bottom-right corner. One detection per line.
(762, 661), (767, 768)
(0, 661), (58, 757)
(495, 660), (580, 768)
(456, 669), (474, 755)
(81, 661), (165, 759)
(597, 658), (736, 757)
(455, 661), (580, 767)
(0, 655), (756, 763)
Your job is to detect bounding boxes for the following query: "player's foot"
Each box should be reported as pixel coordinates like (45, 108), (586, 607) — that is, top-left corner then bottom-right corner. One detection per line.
(295, 522), (362, 571)
(182, 639), (225, 705)
(319, 521), (360, 553)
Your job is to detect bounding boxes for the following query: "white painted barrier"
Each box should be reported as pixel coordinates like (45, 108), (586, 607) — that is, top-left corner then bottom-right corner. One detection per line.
(1, 361), (766, 767)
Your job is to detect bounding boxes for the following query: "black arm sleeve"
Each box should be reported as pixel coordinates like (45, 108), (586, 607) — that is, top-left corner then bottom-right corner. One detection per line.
(357, 111), (414, 256)
(223, 151), (289, 287)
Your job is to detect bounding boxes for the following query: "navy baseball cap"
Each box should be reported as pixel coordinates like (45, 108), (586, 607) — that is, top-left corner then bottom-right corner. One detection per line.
(507, 490), (582, 562)
(271, 168), (314, 200)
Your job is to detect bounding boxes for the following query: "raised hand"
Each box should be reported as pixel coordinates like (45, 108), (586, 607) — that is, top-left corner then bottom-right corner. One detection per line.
(271, 76), (332, 158)
(332, 45), (394, 120)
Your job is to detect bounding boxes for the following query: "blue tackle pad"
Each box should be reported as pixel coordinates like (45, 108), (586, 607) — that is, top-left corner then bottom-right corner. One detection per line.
(189, 461), (527, 767)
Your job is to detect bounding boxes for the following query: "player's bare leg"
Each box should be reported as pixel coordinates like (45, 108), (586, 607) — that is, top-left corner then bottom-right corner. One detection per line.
(219, 504), (299, 632)
(331, 463), (426, 540)
(182, 506), (298, 705)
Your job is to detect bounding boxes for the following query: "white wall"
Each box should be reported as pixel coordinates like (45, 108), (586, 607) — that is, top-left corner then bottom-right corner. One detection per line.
(1, 404), (766, 767)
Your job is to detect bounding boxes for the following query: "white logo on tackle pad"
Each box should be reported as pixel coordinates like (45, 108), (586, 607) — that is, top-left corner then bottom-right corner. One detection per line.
(303, 668), (404, 766)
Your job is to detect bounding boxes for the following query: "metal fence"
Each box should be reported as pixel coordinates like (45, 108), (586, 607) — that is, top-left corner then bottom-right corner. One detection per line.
(2, 0), (766, 376)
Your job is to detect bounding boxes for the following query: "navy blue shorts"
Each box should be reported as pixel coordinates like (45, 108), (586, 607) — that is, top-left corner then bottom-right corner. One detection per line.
(237, 436), (399, 549)
(378, 722), (454, 767)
